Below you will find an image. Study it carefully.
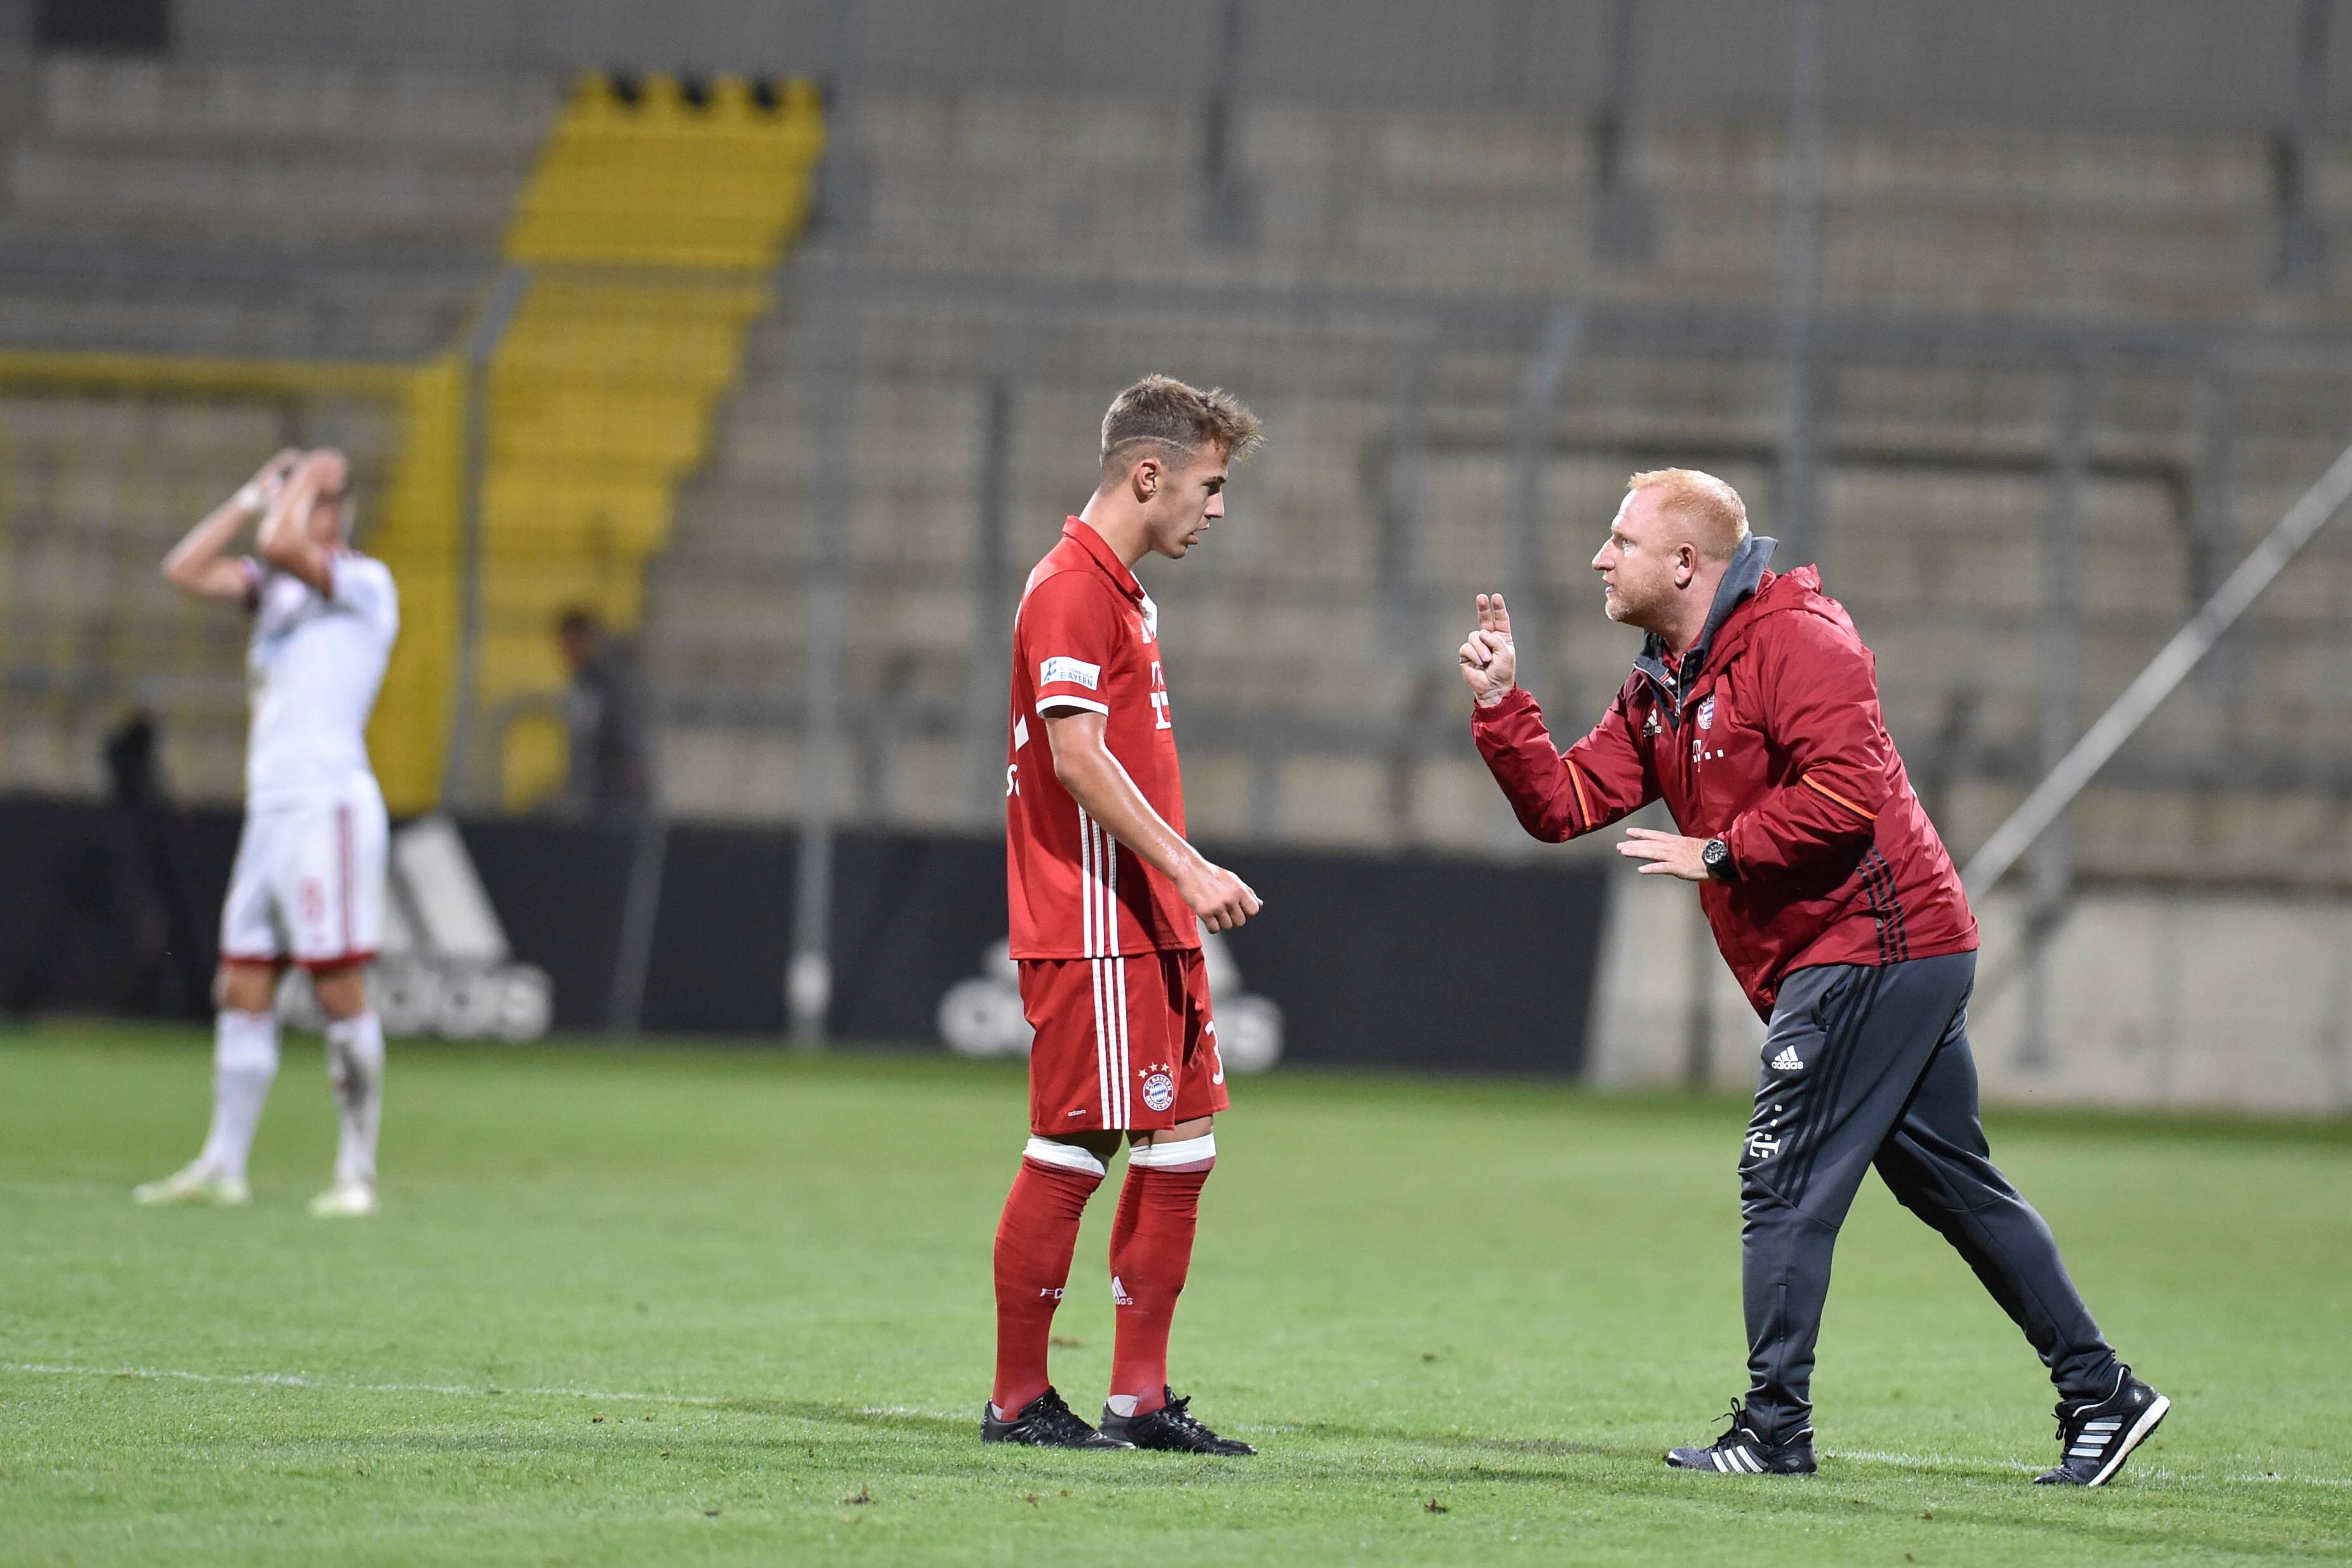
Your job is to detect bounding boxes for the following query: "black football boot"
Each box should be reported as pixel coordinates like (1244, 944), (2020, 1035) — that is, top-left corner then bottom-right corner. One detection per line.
(2034, 1366), (2170, 1486)
(1663, 1404), (1817, 1475)
(1098, 1388), (1257, 1455)
(981, 1386), (1134, 1449)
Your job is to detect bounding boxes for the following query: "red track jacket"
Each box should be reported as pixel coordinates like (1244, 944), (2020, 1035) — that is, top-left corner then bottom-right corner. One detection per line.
(1473, 540), (1977, 1017)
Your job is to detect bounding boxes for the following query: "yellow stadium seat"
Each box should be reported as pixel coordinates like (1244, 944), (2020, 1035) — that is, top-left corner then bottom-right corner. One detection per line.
(467, 72), (824, 805)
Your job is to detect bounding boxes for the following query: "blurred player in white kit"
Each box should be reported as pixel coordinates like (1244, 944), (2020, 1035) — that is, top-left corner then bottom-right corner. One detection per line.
(136, 447), (399, 1217)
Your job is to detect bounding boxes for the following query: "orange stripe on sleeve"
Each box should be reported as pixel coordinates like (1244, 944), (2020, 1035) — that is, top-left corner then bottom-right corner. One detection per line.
(1802, 773), (1878, 821)
(1567, 761), (1594, 833)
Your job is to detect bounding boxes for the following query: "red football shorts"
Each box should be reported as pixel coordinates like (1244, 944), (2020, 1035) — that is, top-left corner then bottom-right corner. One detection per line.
(1018, 948), (1230, 1136)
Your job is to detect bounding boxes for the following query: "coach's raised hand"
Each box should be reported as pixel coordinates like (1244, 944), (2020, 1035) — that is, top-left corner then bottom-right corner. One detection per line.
(1459, 591), (1519, 707)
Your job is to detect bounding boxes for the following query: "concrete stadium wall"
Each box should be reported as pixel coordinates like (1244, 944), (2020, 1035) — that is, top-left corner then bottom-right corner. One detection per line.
(1589, 869), (2352, 1117)
(59, 0), (2350, 135)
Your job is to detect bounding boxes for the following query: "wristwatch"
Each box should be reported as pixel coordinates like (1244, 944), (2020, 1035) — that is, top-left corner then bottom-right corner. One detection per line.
(1701, 838), (1736, 883)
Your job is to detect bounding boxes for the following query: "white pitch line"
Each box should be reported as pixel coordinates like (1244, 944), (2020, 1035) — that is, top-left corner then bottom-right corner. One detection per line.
(0, 1361), (957, 1420)
(3, 1361), (732, 1405)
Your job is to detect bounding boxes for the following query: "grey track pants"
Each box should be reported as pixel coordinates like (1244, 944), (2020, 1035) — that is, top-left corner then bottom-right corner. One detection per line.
(1738, 951), (2120, 1441)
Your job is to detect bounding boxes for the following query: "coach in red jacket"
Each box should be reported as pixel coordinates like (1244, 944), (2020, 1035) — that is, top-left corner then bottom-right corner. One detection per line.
(1462, 469), (2165, 1486)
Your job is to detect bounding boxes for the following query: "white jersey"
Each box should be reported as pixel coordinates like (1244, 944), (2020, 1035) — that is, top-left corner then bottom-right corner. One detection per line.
(243, 551), (398, 808)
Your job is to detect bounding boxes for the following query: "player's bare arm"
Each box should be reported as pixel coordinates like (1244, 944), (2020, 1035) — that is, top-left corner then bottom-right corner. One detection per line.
(1040, 706), (1260, 932)
(163, 448), (301, 601)
(257, 448), (349, 596)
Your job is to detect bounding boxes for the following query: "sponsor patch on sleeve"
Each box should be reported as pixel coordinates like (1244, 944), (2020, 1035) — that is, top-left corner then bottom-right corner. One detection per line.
(1040, 656), (1101, 690)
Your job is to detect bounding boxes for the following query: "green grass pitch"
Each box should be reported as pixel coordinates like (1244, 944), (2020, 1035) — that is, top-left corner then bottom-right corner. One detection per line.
(3, 1025), (2348, 1565)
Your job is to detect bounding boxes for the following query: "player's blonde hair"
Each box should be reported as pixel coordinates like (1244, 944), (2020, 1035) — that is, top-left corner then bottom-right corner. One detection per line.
(1101, 374), (1265, 474)
(1628, 468), (1749, 563)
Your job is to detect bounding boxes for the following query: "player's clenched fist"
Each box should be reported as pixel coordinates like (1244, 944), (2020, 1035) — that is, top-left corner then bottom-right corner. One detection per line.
(1459, 591), (1519, 707)
(1179, 859), (1261, 934)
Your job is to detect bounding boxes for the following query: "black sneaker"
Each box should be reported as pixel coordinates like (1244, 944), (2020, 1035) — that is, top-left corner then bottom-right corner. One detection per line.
(2034, 1366), (2170, 1486)
(1098, 1388), (1257, 1455)
(981, 1387), (1132, 1449)
(1663, 1404), (1817, 1475)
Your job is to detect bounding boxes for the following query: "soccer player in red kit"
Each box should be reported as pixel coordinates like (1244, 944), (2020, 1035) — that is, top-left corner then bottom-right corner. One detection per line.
(983, 375), (1265, 1454)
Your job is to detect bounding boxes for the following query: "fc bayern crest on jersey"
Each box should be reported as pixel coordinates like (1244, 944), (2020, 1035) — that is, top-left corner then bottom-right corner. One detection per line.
(1138, 593), (1159, 642)
(1140, 1068), (1176, 1113)
(1697, 695), (1716, 729)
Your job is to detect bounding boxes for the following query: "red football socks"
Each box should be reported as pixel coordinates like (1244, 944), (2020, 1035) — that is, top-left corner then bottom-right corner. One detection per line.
(991, 1152), (1105, 1415)
(1108, 1159), (1213, 1417)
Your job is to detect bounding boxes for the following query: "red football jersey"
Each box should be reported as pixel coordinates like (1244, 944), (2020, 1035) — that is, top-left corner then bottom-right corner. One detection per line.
(1006, 518), (1198, 959)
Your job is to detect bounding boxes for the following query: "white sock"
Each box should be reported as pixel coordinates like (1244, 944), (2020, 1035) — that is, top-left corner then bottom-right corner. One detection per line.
(324, 1010), (385, 1187)
(197, 1010), (279, 1181)
(1106, 1394), (1139, 1417)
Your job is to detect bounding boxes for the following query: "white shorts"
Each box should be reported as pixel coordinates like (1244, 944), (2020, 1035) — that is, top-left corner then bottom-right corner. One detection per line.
(220, 779), (389, 970)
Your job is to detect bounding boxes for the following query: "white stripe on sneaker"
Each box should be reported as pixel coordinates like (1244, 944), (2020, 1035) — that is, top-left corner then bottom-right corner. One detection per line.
(2087, 1394), (2171, 1487)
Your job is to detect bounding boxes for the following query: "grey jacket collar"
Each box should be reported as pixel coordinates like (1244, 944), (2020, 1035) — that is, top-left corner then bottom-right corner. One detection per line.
(1632, 534), (1778, 720)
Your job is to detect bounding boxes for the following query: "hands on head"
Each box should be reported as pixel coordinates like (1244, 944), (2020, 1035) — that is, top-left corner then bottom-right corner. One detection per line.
(169, 448), (353, 601)
(248, 447), (345, 509)
(302, 447), (349, 493)
(1458, 591), (1519, 707)
(253, 446), (351, 592)
(251, 448), (303, 502)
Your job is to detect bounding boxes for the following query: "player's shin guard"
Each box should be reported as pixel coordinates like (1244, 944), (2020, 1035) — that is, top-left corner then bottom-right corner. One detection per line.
(323, 1010), (384, 1186)
(992, 1139), (1106, 1416)
(197, 1009), (279, 1181)
(1106, 1133), (1214, 1418)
